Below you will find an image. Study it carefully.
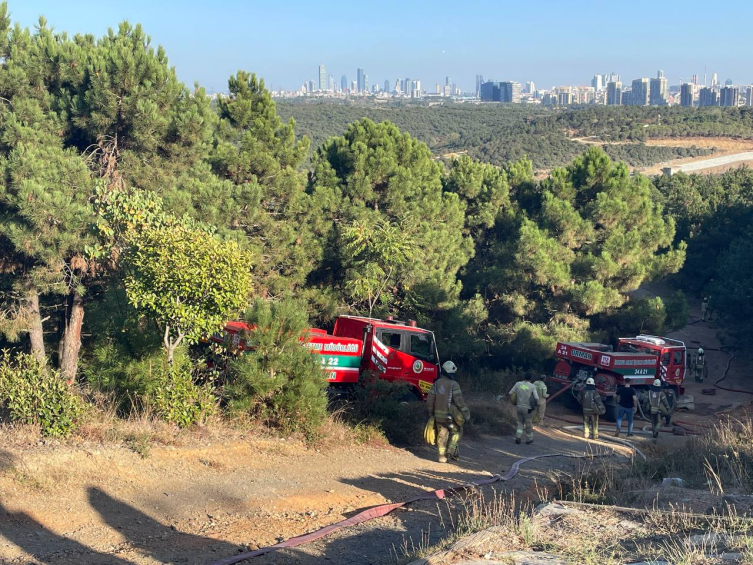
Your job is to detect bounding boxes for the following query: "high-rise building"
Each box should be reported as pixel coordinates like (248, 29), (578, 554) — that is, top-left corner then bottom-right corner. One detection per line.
(446, 76), (452, 86)
(699, 87), (718, 107)
(364, 74), (369, 93)
(608, 73), (620, 84)
(720, 86), (739, 107)
(592, 74), (604, 91)
(443, 83), (451, 97)
(691, 74), (699, 86)
(341, 75), (348, 92)
(328, 74), (334, 92)
(475, 75), (484, 97)
(351, 80), (357, 92)
(357, 68), (365, 93)
(499, 81), (521, 103)
(384, 79), (390, 93)
(308, 79), (315, 93)
(479, 80), (496, 101)
(435, 84), (441, 94)
(725, 78), (733, 87)
(318, 64), (327, 91)
(526, 81), (536, 94)
(680, 83), (694, 107)
(657, 69), (665, 79)
(650, 76), (668, 105)
(747, 86), (753, 107)
(631, 78), (649, 106)
(405, 78), (412, 97)
(711, 73), (719, 87)
(606, 81), (622, 105)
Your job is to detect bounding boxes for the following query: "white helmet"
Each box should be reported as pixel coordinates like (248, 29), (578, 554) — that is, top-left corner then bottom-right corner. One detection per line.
(442, 360), (457, 374)
(586, 378), (595, 385)
(653, 379), (662, 387)
(698, 348), (704, 355)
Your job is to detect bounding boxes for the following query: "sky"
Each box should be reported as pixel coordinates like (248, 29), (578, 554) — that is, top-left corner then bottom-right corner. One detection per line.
(9, 0), (753, 93)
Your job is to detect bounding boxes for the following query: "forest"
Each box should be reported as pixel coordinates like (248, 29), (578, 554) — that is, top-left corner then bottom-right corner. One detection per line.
(277, 101), (753, 169)
(0, 4), (751, 440)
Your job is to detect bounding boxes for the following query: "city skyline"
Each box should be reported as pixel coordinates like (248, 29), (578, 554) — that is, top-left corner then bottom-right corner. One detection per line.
(9, 0), (753, 93)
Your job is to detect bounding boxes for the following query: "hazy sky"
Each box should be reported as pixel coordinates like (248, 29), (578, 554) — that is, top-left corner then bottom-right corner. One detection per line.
(9, 1), (753, 92)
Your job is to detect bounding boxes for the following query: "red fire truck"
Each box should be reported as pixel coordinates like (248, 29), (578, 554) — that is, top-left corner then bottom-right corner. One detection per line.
(213, 315), (441, 398)
(549, 334), (687, 417)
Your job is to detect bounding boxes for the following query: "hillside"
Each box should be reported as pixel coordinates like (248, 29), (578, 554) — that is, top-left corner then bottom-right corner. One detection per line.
(276, 101), (753, 170)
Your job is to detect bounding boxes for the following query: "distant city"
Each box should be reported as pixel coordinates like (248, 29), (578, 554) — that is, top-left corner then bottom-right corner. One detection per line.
(266, 65), (753, 108)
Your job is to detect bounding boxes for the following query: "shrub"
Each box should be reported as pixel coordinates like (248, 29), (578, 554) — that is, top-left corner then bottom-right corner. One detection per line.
(664, 290), (689, 331)
(0, 351), (83, 437)
(224, 298), (328, 438)
(347, 373), (426, 446)
(150, 361), (216, 428)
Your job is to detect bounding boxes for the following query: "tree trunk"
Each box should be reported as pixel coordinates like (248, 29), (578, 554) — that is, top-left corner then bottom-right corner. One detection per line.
(59, 290), (84, 383)
(26, 287), (46, 364)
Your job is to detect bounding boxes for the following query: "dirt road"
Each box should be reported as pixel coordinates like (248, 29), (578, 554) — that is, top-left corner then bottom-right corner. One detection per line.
(0, 293), (749, 565)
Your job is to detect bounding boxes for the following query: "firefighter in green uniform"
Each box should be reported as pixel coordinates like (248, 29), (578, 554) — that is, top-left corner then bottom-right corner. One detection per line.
(648, 379), (670, 439)
(578, 378), (605, 439)
(701, 296), (709, 321)
(426, 361), (470, 463)
(533, 376), (549, 425)
(509, 373), (539, 444)
(694, 348), (707, 383)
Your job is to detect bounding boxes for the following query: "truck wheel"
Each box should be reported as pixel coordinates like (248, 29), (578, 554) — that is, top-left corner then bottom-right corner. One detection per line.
(603, 397), (618, 421)
(399, 387), (422, 405)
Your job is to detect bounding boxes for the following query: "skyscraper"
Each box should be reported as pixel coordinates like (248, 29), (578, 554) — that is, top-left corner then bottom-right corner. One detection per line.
(318, 64), (327, 91)
(631, 78), (649, 106)
(720, 87), (739, 107)
(680, 83), (694, 107)
(499, 81), (521, 103)
(384, 79), (390, 93)
(328, 74), (334, 92)
(711, 73), (719, 87)
(475, 74), (484, 97)
(747, 86), (753, 107)
(405, 78), (412, 97)
(592, 74), (604, 91)
(357, 68), (365, 93)
(341, 75), (348, 92)
(446, 76), (452, 86)
(699, 87), (718, 107)
(606, 81), (622, 105)
(650, 76), (668, 105)
(526, 81), (536, 94)
(364, 75), (369, 93)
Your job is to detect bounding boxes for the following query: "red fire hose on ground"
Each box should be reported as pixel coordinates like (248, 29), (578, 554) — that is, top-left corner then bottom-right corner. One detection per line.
(208, 450), (611, 565)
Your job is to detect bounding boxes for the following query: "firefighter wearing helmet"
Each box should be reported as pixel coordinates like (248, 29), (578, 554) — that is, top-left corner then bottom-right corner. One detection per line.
(694, 347), (707, 383)
(648, 379), (670, 439)
(426, 360), (470, 463)
(578, 377), (605, 440)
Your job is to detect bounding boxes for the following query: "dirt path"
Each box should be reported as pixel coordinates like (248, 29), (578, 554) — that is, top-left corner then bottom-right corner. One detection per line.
(0, 424), (609, 565)
(0, 291), (750, 565)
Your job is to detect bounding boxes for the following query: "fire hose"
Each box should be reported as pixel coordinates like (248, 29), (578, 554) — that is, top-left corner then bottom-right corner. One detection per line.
(208, 450), (612, 565)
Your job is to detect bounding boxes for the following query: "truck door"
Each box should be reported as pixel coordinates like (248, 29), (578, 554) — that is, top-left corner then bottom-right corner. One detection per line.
(375, 329), (409, 382)
(407, 332), (439, 396)
(671, 348), (685, 383)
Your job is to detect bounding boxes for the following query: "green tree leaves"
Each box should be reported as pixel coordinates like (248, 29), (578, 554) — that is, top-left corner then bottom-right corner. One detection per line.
(124, 224), (252, 362)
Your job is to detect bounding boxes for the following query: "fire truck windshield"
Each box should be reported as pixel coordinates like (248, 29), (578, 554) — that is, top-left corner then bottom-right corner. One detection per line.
(410, 333), (436, 362)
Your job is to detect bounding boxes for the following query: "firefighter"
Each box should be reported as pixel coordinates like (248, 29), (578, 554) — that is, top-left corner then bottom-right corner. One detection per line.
(701, 296), (709, 321)
(578, 378), (605, 440)
(648, 379), (670, 439)
(426, 361), (470, 463)
(533, 376), (549, 425)
(509, 373), (539, 444)
(694, 347), (707, 383)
